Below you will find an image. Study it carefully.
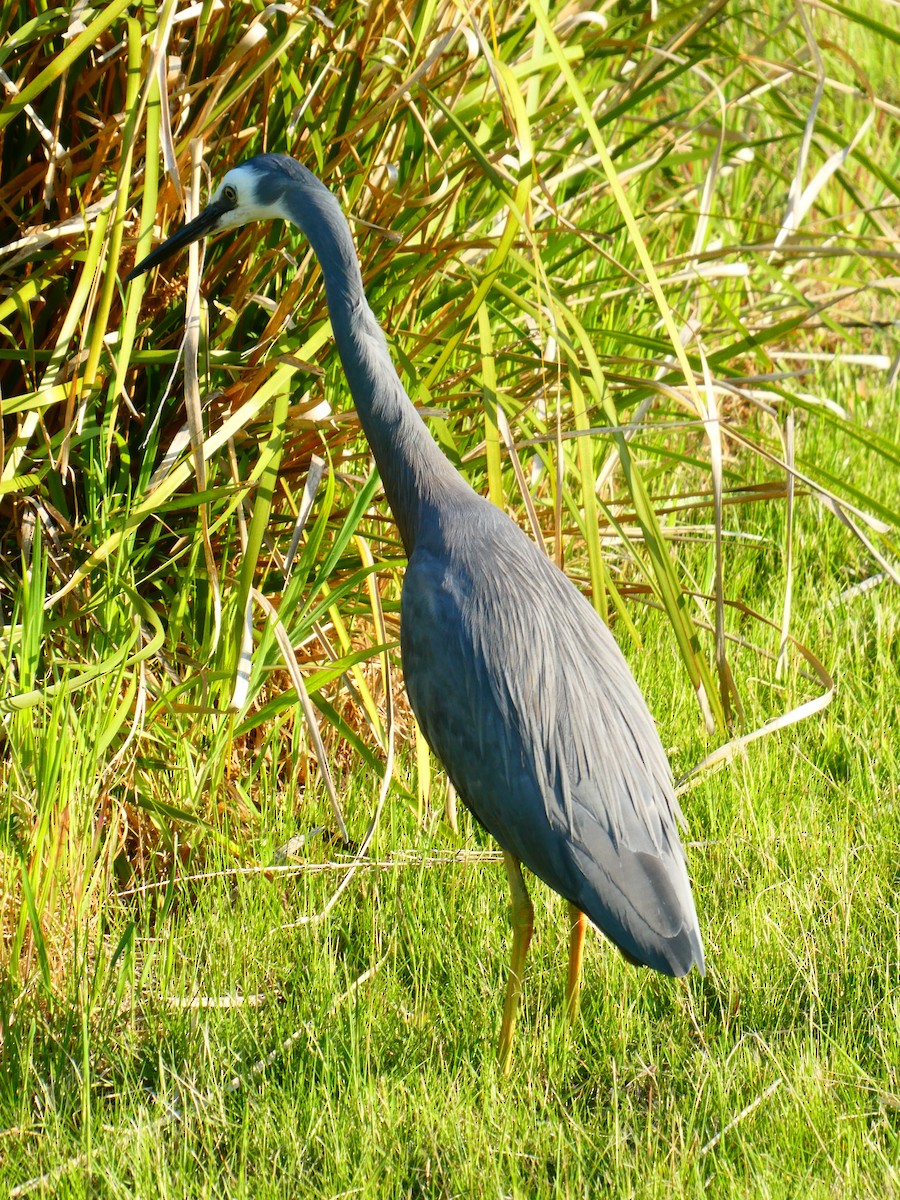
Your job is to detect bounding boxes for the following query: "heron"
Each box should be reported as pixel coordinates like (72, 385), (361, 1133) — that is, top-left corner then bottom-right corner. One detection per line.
(127, 153), (705, 1072)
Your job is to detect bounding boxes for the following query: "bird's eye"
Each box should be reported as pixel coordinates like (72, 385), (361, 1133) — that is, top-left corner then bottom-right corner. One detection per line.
(223, 185), (237, 203)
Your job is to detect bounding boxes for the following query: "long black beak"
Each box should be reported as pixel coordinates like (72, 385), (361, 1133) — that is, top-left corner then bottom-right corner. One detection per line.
(125, 196), (233, 282)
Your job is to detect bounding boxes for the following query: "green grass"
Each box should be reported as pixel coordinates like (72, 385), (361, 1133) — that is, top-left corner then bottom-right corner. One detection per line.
(1, 0), (899, 1194)
(2, 395), (898, 1195)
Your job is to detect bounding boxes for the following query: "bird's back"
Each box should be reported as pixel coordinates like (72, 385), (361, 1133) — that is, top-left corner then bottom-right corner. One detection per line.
(401, 492), (704, 978)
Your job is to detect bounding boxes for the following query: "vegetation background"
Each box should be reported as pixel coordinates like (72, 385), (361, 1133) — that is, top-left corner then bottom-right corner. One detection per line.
(0, 0), (898, 1195)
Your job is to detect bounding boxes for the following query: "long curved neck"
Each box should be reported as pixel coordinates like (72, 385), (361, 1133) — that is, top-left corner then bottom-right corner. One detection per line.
(294, 192), (468, 555)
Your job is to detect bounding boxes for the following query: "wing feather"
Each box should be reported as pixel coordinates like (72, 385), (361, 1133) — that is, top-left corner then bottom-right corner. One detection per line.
(401, 502), (704, 976)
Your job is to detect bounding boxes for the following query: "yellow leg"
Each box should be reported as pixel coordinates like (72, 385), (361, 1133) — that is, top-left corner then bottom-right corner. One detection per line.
(497, 852), (534, 1076)
(566, 903), (587, 1022)
(444, 783), (459, 836)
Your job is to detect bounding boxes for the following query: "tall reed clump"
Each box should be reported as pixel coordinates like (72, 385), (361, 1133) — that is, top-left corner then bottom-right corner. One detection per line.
(1, 0), (897, 1002)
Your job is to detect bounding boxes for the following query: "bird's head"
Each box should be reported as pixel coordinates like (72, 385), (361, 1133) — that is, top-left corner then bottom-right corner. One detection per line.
(126, 154), (331, 282)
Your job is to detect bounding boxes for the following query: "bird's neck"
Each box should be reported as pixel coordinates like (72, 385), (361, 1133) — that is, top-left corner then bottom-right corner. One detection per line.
(298, 199), (468, 555)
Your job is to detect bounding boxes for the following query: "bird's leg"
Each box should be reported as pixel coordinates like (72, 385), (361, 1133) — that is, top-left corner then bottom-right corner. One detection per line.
(444, 783), (459, 836)
(498, 852), (534, 1076)
(566, 903), (587, 1021)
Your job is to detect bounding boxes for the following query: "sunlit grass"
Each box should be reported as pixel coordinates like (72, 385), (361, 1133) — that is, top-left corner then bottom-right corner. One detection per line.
(0, 1), (899, 1193)
(1, 437), (897, 1194)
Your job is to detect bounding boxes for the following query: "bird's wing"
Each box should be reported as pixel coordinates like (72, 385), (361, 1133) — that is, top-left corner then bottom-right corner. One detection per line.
(402, 512), (704, 975)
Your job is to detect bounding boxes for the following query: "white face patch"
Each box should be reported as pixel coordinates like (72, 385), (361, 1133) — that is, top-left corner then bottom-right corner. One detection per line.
(210, 164), (286, 231)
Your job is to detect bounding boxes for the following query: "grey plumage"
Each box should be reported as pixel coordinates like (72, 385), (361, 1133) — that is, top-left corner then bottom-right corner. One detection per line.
(402, 500), (703, 976)
(127, 153), (705, 1062)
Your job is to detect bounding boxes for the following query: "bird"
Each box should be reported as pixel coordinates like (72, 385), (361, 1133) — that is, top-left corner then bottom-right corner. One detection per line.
(127, 153), (705, 1072)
